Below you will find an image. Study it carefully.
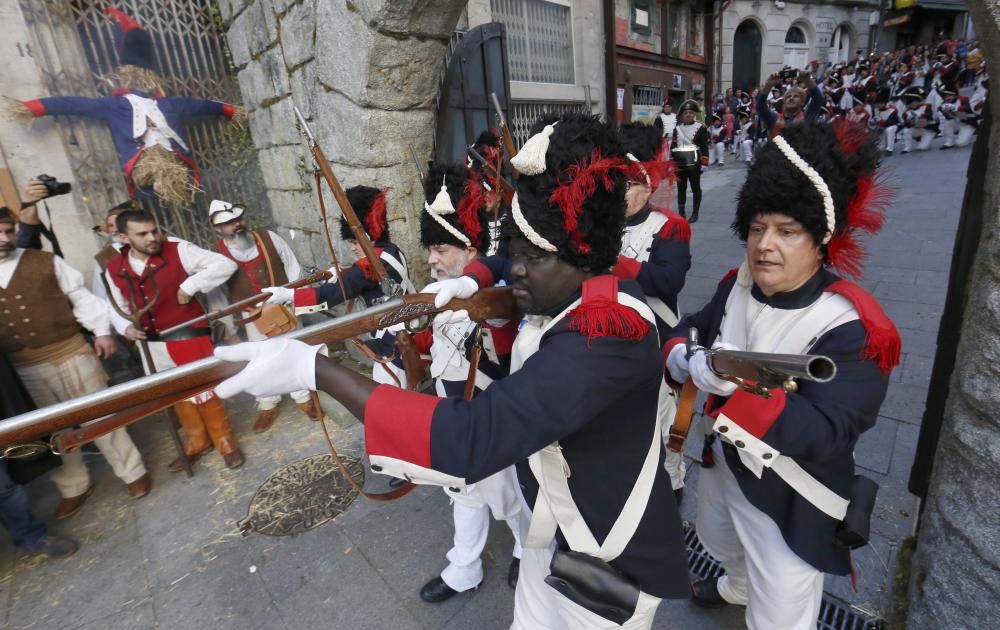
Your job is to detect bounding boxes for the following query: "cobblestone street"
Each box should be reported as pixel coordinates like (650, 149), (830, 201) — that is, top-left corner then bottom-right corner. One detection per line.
(0, 144), (971, 630)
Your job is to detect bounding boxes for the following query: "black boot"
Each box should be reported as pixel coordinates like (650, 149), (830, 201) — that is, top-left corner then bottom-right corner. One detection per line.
(507, 557), (520, 589)
(688, 208), (700, 224)
(677, 205), (686, 219)
(691, 577), (730, 608)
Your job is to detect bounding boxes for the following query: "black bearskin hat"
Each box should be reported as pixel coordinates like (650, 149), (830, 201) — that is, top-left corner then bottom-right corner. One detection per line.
(618, 122), (662, 163)
(505, 113), (628, 270)
(106, 8), (157, 71)
(733, 121), (888, 278)
(339, 186), (390, 243)
(420, 163), (490, 250)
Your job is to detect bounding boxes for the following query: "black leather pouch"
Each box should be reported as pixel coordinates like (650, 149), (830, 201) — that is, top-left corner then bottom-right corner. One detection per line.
(835, 475), (880, 549)
(544, 549), (640, 626)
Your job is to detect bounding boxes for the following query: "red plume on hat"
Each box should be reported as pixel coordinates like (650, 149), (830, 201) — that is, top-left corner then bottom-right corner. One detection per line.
(823, 121), (894, 279)
(105, 6), (157, 71)
(549, 150), (631, 254)
(365, 188), (390, 243)
(456, 174), (486, 249)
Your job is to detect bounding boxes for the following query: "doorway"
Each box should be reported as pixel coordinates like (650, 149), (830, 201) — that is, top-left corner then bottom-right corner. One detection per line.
(733, 20), (762, 93)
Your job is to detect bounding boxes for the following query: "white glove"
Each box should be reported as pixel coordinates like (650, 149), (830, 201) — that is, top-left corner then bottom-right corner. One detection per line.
(214, 339), (323, 399)
(666, 343), (690, 383)
(263, 286), (294, 305)
(689, 342), (741, 397)
(422, 276), (478, 325)
(326, 267), (340, 282)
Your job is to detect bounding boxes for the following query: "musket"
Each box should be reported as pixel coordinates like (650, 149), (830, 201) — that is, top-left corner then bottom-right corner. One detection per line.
(0, 288), (518, 452)
(490, 92), (519, 165)
(158, 270), (332, 337)
(666, 329), (837, 453)
(408, 143), (425, 186)
(293, 105), (397, 297)
(467, 146), (514, 205)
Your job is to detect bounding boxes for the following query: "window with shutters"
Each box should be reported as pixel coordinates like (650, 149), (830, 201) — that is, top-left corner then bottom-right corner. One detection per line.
(491, 0), (575, 84)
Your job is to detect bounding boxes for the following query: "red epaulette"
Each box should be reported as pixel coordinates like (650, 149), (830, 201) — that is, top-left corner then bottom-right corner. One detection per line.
(355, 247), (385, 282)
(719, 267), (740, 286)
(827, 279), (901, 374)
(657, 211), (692, 242)
(567, 276), (649, 342)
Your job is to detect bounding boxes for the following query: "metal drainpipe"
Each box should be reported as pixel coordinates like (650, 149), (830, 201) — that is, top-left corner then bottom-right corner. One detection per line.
(603, 0), (617, 123)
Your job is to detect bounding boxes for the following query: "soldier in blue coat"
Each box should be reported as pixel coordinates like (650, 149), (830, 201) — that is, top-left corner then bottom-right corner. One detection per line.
(663, 121), (900, 629)
(214, 114), (690, 629)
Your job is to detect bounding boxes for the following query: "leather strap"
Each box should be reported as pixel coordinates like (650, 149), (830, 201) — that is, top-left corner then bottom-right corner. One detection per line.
(252, 230), (279, 287)
(463, 325), (483, 401)
(314, 391), (415, 501)
(666, 378), (697, 454)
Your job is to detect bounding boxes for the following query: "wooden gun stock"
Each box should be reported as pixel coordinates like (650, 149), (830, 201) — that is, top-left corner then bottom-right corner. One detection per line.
(1, 289), (518, 451)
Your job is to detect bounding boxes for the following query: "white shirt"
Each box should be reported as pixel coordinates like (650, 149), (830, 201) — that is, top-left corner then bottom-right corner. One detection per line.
(105, 238), (237, 334)
(658, 112), (677, 137)
(220, 229), (302, 283)
(0, 248), (112, 337)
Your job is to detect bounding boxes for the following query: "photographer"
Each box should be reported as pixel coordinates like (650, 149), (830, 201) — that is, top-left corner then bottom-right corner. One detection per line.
(14, 177), (68, 252)
(756, 70), (824, 138)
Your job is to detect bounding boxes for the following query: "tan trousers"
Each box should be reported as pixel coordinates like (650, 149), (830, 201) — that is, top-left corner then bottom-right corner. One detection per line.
(16, 350), (147, 497)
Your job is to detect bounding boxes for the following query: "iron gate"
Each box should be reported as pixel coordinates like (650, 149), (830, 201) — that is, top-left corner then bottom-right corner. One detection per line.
(18, 0), (268, 247)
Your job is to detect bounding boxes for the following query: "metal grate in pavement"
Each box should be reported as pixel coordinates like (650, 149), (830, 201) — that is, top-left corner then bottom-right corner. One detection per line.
(683, 523), (886, 630)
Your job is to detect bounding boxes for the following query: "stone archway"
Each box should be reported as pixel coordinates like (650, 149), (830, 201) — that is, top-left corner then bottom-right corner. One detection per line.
(222, 0), (468, 272)
(732, 19), (763, 93)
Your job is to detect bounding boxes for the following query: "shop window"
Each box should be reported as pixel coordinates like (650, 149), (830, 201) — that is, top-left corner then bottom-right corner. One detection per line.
(631, 0), (653, 36)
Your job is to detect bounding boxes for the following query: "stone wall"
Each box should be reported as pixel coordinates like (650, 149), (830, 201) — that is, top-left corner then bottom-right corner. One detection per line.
(905, 0), (1000, 627)
(221, 0), (467, 275)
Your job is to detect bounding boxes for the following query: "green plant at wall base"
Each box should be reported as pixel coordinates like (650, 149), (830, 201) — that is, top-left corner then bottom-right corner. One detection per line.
(888, 536), (917, 629)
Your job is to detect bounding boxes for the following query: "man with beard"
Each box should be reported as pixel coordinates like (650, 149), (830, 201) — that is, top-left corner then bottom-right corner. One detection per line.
(0, 208), (149, 518)
(665, 122), (898, 628)
(106, 208), (245, 471)
(213, 113), (690, 629)
(757, 70), (823, 137)
(410, 163), (524, 603)
(209, 200), (321, 432)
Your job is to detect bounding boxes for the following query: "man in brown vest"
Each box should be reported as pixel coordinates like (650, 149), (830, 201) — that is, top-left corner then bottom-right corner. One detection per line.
(105, 208), (245, 471)
(209, 200), (321, 432)
(0, 207), (150, 520)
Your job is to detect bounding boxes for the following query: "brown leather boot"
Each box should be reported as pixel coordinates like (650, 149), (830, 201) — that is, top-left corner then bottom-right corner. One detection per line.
(199, 397), (245, 469)
(167, 401), (214, 473)
(54, 486), (94, 521)
(296, 397), (323, 421)
(253, 407), (279, 433)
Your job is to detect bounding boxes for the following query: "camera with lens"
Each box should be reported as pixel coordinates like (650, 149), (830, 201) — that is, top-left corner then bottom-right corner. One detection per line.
(36, 174), (72, 198)
(780, 68), (799, 81)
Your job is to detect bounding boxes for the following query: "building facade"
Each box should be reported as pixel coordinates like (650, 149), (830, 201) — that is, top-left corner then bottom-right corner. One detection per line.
(716, 0), (879, 95)
(464, 0), (605, 145)
(613, 0), (713, 124)
(878, 0), (972, 52)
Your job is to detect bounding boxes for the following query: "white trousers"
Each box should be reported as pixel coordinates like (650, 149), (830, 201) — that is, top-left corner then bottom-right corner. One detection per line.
(696, 445), (824, 630)
(903, 127), (935, 152)
(16, 350), (147, 497)
(511, 542), (662, 630)
(739, 139), (754, 162)
(710, 142), (725, 165)
(882, 125), (898, 152)
(244, 312), (311, 409)
(441, 466), (525, 591)
(940, 119), (976, 147)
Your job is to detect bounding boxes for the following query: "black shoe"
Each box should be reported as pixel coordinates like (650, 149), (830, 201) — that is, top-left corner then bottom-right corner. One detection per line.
(901, 149), (910, 154)
(388, 477), (408, 489)
(673, 487), (684, 506)
(940, 145), (954, 150)
(507, 558), (520, 589)
(420, 576), (476, 603)
(688, 211), (699, 224)
(691, 578), (730, 609)
(885, 149), (893, 156)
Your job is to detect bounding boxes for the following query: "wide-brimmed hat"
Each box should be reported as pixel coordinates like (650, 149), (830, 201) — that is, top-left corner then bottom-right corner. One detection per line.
(208, 199), (246, 225)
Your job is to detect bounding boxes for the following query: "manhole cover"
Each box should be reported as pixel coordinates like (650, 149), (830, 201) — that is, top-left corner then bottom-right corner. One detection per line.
(238, 454), (364, 536)
(683, 523), (885, 630)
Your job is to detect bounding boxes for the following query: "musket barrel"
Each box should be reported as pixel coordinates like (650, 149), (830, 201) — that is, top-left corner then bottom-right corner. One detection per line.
(710, 350), (837, 384)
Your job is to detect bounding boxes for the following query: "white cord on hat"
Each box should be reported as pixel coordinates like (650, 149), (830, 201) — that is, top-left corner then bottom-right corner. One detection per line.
(511, 122), (558, 175)
(423, 203), (471, 247)
(771, 135), (836, 244)
(625, 153), (651, 188)
(511, 194), (558, 252)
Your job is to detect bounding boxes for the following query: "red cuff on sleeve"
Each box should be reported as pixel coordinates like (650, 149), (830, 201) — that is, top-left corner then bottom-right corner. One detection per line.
(463, 259), (494, 288)
(717, 387), (787, 439)
(23, 100), (45, 117)
(293, 287), (318, 308)
(364, 384), (440, 468)
(222, 103), (236, 118)
(613, 255), (642, 280)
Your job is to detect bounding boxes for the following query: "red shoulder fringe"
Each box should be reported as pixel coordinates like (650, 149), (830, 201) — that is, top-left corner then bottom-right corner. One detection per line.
(568, 276), (649, 343)
(656, 210), (692, 242)
(827, 279), (901, 374)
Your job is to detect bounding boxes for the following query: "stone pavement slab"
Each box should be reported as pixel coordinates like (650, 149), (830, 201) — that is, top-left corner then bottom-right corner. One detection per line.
(0, 143), (970, 629)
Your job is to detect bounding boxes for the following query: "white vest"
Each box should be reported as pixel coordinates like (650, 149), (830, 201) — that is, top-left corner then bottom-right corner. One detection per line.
(620, 211), (679, 328)
(122, 94), (189, 152)
(713, 263), (859, 519)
